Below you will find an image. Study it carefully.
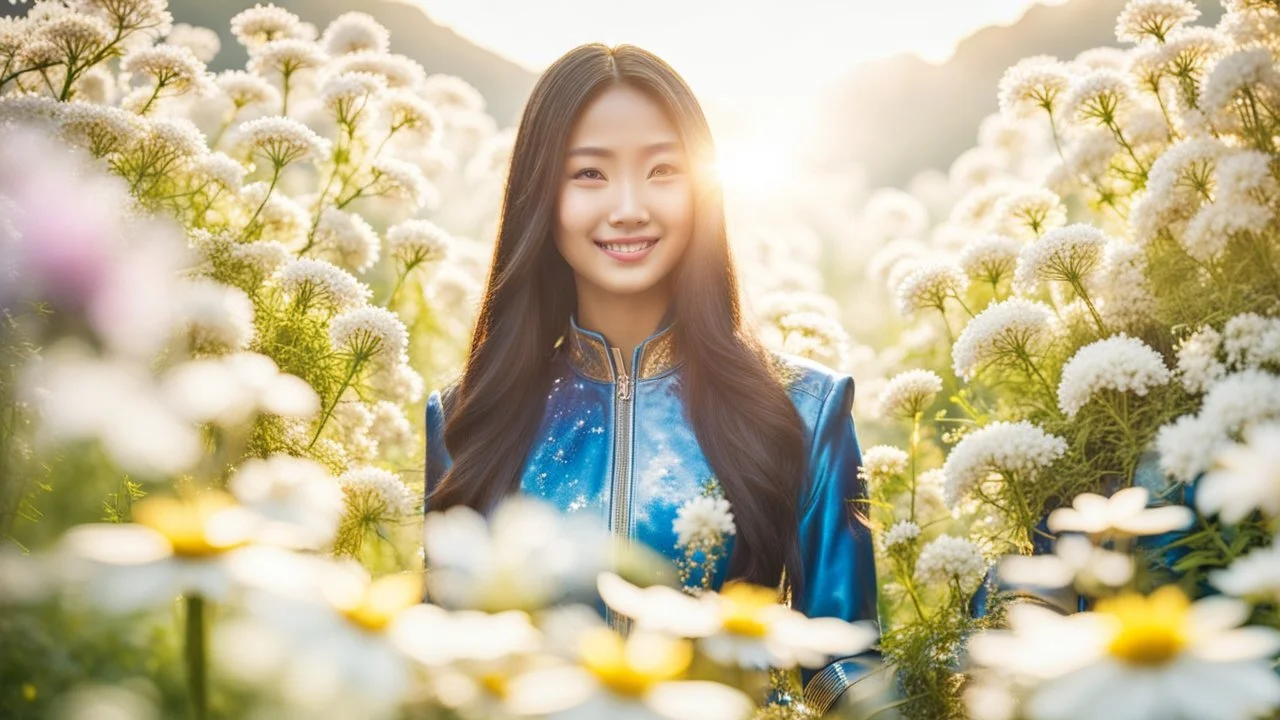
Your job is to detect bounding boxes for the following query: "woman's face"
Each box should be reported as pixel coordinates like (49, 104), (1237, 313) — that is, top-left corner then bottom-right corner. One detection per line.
(555, 84), (693, 302)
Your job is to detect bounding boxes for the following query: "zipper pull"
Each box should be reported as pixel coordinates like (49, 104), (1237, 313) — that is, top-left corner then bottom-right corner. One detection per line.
(611, 347), (631, 400)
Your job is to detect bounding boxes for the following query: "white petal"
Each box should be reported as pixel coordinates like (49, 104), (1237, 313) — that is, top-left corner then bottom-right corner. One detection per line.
(645, 681), (754, 720)
(1193, 626), (1280, 662)
(506, 667), (597, 716)
(1108, 487), (1150, 519)
(262, 373), (320, 417)
(1188, 596), (1250, 634)
(1119, 505), (1194, 536)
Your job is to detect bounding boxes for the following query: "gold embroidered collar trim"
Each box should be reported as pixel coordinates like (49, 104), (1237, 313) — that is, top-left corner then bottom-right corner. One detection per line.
(564, 313), (681, 382)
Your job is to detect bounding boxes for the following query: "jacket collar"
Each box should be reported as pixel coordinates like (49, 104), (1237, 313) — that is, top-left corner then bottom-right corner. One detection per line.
(564, 310), (682, 382)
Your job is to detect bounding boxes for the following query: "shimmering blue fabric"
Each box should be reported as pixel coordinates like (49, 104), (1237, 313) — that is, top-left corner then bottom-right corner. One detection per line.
(423, 315), (881, 713)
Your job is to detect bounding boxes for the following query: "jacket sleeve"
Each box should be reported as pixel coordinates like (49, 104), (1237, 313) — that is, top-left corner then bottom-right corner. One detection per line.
(793, 374), (885, 716)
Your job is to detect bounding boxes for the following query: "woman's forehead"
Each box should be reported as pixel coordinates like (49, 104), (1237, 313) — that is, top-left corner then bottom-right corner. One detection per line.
(567, 85), (683, 154)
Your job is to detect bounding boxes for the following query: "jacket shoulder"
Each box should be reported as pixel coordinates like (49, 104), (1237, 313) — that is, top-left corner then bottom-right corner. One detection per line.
(769, 350), (853, 404)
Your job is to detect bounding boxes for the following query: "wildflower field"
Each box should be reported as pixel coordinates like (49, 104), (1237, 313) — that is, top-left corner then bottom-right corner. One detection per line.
(1, 0), (1279, 718)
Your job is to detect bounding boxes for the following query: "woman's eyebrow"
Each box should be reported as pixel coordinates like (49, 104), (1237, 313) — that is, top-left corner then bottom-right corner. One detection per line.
(566, 141), (681, 158)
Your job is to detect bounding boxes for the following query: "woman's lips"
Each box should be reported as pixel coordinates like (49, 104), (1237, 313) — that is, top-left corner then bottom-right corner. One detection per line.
(594, 237), (659, 263)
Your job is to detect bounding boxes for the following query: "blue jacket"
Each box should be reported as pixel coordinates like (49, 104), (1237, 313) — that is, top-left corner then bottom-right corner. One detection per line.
(424, 313), (881, 714)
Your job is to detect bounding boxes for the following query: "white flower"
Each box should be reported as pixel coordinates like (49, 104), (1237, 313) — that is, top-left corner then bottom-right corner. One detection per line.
(370, 361), (424, 405)
(998, 57), (1074, 120)
(141, 116), (208, 160)
(968, 587), (1280, 720)
(319, 70), (386, 123)
(248, 38), (328, 77)
(380, 88), (441, 138)
(165, 23), (221, 63)
(230, 454), (344, 550)
(878, 369), (943, 419)
(914, 535), (987, 593)
(1096, 242), (1157, 330)
(672, 495), (736, 549)
(312, 207), (380, 273)
(163, 352), (319, 426)
(215, 562), (442, 719)
(1056, 335), (1171, 417)
(1048, 487), (1193, 539)
(24, 351), (201, 477)
(1014, 223), (1110, 293)
(1115, 0), (1201, 43)
(942, 421), (1067, 506)
(952, 298), (1055, 381)
(960, 235), (1021, 288)
(895, 261), (967, 316)
(196, 151), (247, 191)
(861, 188), (929, 240)
(368, 400), (414, 453)
(1198, 423), (1280, 523)
(998, 534), (1134, 593)
(57, 493), (256, 612)
(330, 51), (426, 89)
(339, 466), (414, 520)
(230, 2), (300, 49)
(1131, 136), (1227, 244)
(1201, 369), (1280, 439)
(1182, 200), (1274, 261)
(421, 74), (486, 113)
(120, 43), (211, 96)
(273, 258), (371, 312)
(1175, 325), (1226, 394)
(320, 12), (390, 55)
(37, 13), (112, 59)
(506, 627), (754, 720)
(1211, 538), (1280, 604)
(1224, 312), (1280, 369)
(234, 115), (330, 167)
(1217, 150), (1278, 204)
(597, 573), (877, 671)
(1061, 70), (1134, 126)
(883, 520), (922, 549)
(1200, 47), (1280, 119)
(386, 218), (450, 268)
(56, 102), (146, 158)
(175, 278), (255, 352)
(371, 157), (433, 208)
(993, 188), (1067, 240)
(423, 497), (613, 612)
(329, 306), (408, 361)
(216, 70), (280, 110)
(1156, 413), (1218, 483)
(859, 445), (909, 485)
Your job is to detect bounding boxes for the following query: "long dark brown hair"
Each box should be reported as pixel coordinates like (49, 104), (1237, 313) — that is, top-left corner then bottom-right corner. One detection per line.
(429, 43), (810, 595)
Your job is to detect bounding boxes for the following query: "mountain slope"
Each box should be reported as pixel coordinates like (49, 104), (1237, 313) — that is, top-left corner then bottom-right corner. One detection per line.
(808, 0), (1224, 187)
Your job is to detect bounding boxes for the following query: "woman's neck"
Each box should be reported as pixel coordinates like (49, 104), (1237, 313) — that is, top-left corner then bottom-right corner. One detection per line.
(575, 285), (672, 374)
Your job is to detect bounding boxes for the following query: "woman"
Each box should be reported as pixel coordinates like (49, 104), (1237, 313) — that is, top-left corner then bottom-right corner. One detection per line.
(423, 43), (880, 715)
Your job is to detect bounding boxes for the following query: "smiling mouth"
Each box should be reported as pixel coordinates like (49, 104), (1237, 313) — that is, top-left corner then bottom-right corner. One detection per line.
(594, 238), (659, 253)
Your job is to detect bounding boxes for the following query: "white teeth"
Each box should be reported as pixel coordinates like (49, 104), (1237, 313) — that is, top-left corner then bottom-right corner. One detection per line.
(599, 240), (657, 253)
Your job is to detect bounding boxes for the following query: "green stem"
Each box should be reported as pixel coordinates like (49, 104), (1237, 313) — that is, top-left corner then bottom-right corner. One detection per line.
(185, 595), (208, 720)
(238, 167), (281, 242)
(307, 357), (364, 449)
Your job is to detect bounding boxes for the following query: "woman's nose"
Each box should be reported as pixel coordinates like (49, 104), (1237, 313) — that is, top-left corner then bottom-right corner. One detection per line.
(608, 179), (650, 227)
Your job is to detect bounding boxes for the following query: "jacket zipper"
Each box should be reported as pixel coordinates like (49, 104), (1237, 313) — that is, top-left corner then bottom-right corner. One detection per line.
(607, 345), (634, 633)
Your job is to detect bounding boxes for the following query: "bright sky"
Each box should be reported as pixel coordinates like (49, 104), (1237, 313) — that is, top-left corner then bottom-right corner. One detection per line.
(410, 0), (1069, 199)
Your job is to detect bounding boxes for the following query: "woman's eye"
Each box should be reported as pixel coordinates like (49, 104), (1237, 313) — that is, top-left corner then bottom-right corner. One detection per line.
(572, 168), (604, 181)
(651, 163), (678, 178)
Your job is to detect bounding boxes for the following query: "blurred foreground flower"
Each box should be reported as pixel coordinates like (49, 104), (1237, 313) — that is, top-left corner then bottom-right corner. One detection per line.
(967, 586), (1280, 720)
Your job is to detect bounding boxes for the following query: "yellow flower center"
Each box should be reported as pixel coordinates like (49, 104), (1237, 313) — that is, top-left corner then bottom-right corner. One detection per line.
(337, 572), (424, 633)
(130, 493), (251, 558)
(719, 582), (779, 638)
(479, 672), (509, 698)
(579, 629), (691, 697)
(1096, 585), (1191, 666)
